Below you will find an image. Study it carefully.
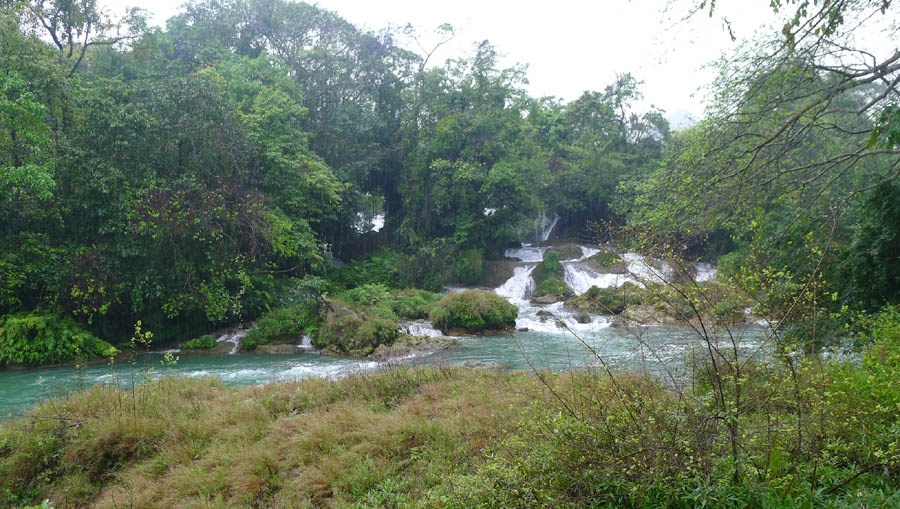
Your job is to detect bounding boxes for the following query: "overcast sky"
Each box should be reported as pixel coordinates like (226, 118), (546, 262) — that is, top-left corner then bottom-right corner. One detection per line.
(102, 0), (783, 127)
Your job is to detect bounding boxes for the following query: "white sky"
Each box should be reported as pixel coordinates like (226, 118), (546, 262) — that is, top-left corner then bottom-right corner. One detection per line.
(102, 0), (785, 127)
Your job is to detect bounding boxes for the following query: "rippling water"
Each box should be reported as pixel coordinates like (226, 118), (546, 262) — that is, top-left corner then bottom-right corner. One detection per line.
(0, 244), (746, 420)
(0, 324), (767, 420)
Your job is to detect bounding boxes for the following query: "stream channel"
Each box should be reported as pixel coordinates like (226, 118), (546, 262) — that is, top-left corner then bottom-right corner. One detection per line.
(0, 241), (766, 419)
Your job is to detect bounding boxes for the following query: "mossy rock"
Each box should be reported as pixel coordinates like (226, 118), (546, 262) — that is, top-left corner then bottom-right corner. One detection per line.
(532, 250), (562, 286)
(564, 282), (644, 314)
(183, 335), (216, 350)
(242, 303), (319, 350)
(430, 291), (518, 334)
(369, 334), (461, 362)
(315, 300), (399, 356)
(551, 244), (584, 261)
(533, 277), (571, 301)
(479, 260), (517, 288)
(585, 249), (627, 274)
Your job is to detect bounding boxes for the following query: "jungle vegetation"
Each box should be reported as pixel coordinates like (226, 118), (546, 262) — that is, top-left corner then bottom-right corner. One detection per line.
(1, 0), (900, 506)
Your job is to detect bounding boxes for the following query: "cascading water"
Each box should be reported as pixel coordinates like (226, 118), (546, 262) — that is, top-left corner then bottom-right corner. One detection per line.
(539, 213), (559, 242)
(298, 334), (314, 350)
(493, 252), (609, 334)
(695, 263), (717, 282)
(504, 246), (545, 262)
(563, 265), (634, 295)
(522, 210), (559, 245)
(494, 242), (724, 333)
(216, 330), (247, 355)
(621, 252), (672, 282)
(495, 265), (536, 303)
(399, 321), (444, 337)
(355, 213), (384, 233)
(565, 245), (601, 262)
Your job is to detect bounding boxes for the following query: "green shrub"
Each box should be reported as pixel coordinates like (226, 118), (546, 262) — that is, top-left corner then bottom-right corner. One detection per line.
(309, 287), (443, 355)
(183, 335), (216, 350)
(532, 250), (562, 286)
(243, 303), (320, 350)
(390, 289), (443, 319)
(338, 284), (393, 309)
(716, 250), (745, 280)
(565, 282), (643, 314)
(430, 291), (517, 333)
(329, 250), (406, 289)
(398, 239), (457, 292)
(0, 311), (117, 366)
(315, 301), (399, 355)
(456, 249), (485, 286)
(588, 249), (625, 268)
(533, 278), (570, 299)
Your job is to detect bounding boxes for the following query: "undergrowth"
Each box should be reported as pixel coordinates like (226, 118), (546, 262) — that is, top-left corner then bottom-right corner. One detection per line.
(2, 309), (899, 507)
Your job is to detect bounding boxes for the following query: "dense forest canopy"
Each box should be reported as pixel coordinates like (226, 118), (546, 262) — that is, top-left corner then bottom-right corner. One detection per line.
(0, 0), (676, 346)
(0, 0), (897, 353)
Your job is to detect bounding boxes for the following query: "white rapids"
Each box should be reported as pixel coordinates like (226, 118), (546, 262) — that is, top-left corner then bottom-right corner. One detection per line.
(492, 243), (719, 333)
(399, 321), (444, 337)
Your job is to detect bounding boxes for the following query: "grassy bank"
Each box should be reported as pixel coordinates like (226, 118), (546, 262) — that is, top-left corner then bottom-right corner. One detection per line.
(3, 332), (900, 508)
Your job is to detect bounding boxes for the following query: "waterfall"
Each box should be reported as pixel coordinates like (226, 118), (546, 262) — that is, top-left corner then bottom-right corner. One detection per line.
(695, 262), (717, 282)
(216, 330), (247, 355)
(522, 210), (559, 245)
(355, 213), (384, 233)
(495, 265), (536, 303)
(621, 253), (672, 282)
(298, 334), (314, 350)
(491, 251), (611, 334)
(539, 213), (559, 242)
(399, 321), (444, 337)
(504, 246), (545, 262)
(563, 264), (634, 295)
(578, 246), (601, 260)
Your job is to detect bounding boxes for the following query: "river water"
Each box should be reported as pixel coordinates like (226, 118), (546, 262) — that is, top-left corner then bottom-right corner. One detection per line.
(0, 243), (767, 420)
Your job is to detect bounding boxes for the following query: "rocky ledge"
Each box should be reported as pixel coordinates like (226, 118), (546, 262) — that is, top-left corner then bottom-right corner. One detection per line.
(369, 335), (461, 362)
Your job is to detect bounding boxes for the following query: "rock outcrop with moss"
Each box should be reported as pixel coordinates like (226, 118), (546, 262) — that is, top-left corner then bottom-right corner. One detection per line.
(565, 281), (749, 327)
(369, 334), (461, 362)
(315, 284), (445, 356)
(530, 250), (571, 303)
(317, 301), (400, 356)
(584, 249), (627, 273)
(242, 303), (319, 351)
(182, 335), (216, 350)
(430, 291), (517, 334)
(564, 282), (643, 314)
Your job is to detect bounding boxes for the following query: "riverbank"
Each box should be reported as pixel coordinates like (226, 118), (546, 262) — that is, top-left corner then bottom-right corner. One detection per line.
(3, 350), (900, 507)
(0, 324), (724, 419)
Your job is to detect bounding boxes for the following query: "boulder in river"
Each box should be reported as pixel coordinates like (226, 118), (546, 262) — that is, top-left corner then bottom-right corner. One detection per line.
(531, 294), (561, 305)
(479, 260), (517, 288)
(573, 312), (592, 324)
(369, 335), (461, 362)
(583, 249), (628, 274)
